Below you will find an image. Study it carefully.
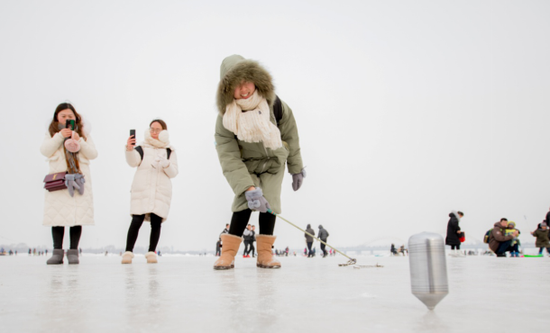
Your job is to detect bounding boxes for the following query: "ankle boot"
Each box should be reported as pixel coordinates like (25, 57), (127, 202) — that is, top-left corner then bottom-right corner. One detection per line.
(47, 249), (64, 265)
(121, 251), (134, 264)
(145, 251), (158, 264)
(214, 234), (242, 270)
(256, 235), (281, 269)
(66, 249), (79, 264)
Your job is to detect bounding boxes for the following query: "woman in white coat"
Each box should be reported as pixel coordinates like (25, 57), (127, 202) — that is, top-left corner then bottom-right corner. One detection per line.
(121, 119), (178, 264)
(41, 103), (98, 265)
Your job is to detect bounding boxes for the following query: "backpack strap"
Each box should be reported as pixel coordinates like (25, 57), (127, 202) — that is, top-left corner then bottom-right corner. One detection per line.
(135, 146), (144, 160)
(135, 146), (172, 161)
(273, 95), (283, 127)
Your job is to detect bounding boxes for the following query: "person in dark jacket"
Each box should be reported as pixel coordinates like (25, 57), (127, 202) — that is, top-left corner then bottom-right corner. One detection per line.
(318, 225), (329, 258)
(249, 225), (256, 257)
(531, 223), (550, 255)
(305, 224), (315, 257)
(242, 224), (253, 258)
(489, 218), (519, 257)
(445, 211), (464, 255)
(390, 243), (397, 256)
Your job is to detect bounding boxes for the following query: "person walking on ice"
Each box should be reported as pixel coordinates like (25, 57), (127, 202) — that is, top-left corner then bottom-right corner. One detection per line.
(531, 222), (550, 256)
(445, 211), (464, 256)
(213, 54), (305, 270)
(318, 225), (329, 257)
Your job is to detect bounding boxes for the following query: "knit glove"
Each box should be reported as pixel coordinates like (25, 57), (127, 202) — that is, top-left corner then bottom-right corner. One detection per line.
(245, 188), (271, 213)
(65, 174), (84, 197)
(153, 153), (170, 169)
(74, 174), (85, 195)
(291, 168), (307, 191)
(159, 157), (170, 168)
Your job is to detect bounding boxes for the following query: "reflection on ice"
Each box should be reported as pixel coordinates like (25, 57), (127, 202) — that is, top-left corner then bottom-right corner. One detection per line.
(0, 254), (548, 332)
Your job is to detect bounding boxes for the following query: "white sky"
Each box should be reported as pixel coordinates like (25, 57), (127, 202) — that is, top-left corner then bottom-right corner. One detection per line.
(1, 0), (549, 251)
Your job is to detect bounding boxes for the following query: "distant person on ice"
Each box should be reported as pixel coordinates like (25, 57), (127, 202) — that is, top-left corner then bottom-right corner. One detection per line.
(213, 54), (305, 270)
(305, 224), (315, 257)
(121, 119), (179, 264)
(41, 103), (97, 265)
(504, 221), (521, 257)
(489, 218), (519, 257)
(531, 222), (550, 256)
(390, 243), (397, 256)
(318, 225), (329, 257)
(445, 211), (464, 256)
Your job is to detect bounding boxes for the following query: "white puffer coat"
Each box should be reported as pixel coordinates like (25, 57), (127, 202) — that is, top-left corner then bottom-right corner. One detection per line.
(41, 132), (98, 226)
(125, 139), (178, 222)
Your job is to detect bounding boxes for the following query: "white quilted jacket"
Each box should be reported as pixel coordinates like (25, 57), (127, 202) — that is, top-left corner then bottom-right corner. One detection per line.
(41, 132), (98, 226)
(125, 143), (178, 222)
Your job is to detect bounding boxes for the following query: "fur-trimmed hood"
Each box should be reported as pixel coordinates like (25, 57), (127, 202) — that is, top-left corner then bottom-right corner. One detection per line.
(216, 54), (275, 115)
(449, 210), (461, 222)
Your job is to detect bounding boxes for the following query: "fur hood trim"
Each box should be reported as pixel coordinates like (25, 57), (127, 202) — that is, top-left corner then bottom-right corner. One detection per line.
(450, 210), (461, 222)
(216, 55), (275, 115)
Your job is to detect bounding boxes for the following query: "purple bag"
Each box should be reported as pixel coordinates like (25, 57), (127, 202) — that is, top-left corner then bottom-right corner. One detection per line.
(43, 172), (67, 191)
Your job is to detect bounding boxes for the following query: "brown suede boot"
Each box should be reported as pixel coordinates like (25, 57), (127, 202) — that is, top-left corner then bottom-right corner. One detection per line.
(213, 234), (242, 270)
(256, 235), (281, 269)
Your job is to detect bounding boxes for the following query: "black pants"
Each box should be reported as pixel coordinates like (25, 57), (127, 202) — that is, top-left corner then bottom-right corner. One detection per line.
(52, 226), (82, 250)
(496, 240), (518, 256)
(243, 240), (252, 255)
(450, 244), (460, 250)
(307, 241), (313, 257)
(250, 241), (255, 257)
(125, 214), (162, 252)
(228, 209), (275, 236)
(320, 241), (327, 257)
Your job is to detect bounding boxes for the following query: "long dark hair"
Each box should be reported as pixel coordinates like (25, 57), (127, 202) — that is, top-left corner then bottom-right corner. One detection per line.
(48, 103), (86, 140)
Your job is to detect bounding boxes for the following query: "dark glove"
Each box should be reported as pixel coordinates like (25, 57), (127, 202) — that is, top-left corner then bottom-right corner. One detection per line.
(245, 188), (271, 213)
(292, 168), (306, 191)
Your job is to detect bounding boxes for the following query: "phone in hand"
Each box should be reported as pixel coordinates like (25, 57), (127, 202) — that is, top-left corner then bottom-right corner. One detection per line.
(130, 129), (136, 146)
(66, 119), (75, 130)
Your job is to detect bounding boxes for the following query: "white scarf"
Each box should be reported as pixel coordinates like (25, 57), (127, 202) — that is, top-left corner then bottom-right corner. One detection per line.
(144, 129), (170, 149)
(222, 91), (282, 149)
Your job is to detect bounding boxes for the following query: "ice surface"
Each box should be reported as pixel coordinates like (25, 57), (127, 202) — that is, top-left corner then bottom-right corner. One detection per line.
(1, 254), (549, 333)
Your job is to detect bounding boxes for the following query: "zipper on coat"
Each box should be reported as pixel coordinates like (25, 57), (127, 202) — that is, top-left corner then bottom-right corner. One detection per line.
(260, 144), (270, 173)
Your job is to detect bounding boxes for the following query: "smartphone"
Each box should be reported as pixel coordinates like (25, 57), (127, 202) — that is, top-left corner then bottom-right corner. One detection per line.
(130, 129), (136, 145)
(66, 119), (75, 130)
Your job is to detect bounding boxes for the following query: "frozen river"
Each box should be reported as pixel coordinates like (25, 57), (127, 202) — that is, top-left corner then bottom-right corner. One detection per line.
(1, 253), (548, 332)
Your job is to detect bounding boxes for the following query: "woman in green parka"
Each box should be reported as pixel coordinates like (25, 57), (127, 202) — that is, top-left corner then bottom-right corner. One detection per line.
(214, 54), (305, 270)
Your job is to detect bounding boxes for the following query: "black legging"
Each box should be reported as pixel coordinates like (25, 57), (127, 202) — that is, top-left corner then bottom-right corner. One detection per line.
(451, 244), (461, 250)
(228, 209), (275, 236)
(125, 214), (162, 252)
(52, 226), (82, 250)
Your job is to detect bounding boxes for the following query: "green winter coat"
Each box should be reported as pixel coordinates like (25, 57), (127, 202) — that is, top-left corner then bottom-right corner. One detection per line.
(214, 55), (303, 214)
(532, 229), (550, 248)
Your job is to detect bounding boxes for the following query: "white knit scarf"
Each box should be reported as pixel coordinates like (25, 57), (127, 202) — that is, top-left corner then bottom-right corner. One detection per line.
(144, 129), (170, 148)
(222, 91), (282, 149)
